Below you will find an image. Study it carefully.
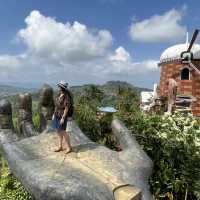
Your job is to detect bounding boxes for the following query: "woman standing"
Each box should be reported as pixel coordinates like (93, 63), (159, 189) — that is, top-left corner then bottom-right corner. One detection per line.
(52, 81), (73, 154)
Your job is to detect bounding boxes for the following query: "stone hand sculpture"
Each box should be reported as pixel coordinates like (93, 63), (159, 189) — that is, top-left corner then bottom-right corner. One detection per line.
(0, 86), (153, 200)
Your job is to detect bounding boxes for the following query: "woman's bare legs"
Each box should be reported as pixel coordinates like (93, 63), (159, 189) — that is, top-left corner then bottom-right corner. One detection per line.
(62, 130), (72, 153)
(54, 131), (64, 152)
(54, 130), (72, 153)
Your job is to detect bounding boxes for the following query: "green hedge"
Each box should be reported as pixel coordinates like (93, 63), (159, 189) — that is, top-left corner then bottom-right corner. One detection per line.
(118, 111), (200, 200)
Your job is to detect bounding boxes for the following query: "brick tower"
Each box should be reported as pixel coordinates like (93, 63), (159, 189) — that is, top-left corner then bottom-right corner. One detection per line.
(159, 42), (200, 116)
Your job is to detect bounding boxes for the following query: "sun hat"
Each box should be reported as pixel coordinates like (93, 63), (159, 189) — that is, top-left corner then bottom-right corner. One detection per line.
(57, 80), (68, 90)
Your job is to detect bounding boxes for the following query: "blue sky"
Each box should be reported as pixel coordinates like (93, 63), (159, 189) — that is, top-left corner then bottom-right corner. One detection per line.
(0, 0), (199, 88)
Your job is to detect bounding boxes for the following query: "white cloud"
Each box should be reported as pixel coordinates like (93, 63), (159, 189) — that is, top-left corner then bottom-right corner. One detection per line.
(129, 8), (187, 42)
(18, 10), (113, 63)
(107, 46), (158, 74)
(0, 10), (159, 87)
(0, 55), (23, 80)
(109, 46), (131, 62)
(106, 50), (158, 74)
(0, 55), (21, 68)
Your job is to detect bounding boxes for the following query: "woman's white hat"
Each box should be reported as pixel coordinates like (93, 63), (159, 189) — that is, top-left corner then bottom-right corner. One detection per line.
(57, 80), (68, 90)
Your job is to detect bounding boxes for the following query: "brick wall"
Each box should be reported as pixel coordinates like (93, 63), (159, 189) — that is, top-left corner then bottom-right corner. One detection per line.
(159, 61), (200, 116)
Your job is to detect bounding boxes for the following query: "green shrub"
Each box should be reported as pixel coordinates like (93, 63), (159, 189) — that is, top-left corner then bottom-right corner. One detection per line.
(75, 99), (100, 141)
(0, 153), (33, 200)
(32, 113), (40, 132)
(116, 87), (139, 114)
(115, 87), (200, 199)
(12, 117), (20, 135)
(74, 85), (119, 150)
(119, 110), (200, 200)
(32, 101), (40, 132)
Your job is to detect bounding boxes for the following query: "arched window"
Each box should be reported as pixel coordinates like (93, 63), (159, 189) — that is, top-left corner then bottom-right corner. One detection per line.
(181, 68), (190, 80)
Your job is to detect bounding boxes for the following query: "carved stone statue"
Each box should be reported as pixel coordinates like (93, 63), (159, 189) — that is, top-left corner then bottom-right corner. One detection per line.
(167, 76), (178, 114)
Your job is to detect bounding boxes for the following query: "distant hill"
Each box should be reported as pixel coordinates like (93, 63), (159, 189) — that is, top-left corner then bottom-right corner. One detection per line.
(0, 84), (38, 106)
(0, 81), (152, 104)
(0, 85), (36, 99)
(69, 81), (152, 106)
(100, 81), (151, 94)
(71, 81), (151, 93)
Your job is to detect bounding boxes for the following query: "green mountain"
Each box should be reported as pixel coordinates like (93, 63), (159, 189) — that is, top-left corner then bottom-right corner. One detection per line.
(70, 81), (151, 96)
(0, 81), (152, 105)
(100, 81), (151, 94)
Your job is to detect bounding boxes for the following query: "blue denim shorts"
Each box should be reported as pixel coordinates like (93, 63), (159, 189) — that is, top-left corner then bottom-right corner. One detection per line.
(52, 116), (67, 131)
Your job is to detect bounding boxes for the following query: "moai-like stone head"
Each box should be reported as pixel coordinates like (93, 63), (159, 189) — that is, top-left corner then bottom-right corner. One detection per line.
(0, 99), (13, 129)
(39, 84), (54, 132)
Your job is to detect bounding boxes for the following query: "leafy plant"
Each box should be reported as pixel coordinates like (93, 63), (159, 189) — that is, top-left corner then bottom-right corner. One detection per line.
(0, 153), (34, 200)
(74, 85), (119, 150)
(118, 109), (200, 200)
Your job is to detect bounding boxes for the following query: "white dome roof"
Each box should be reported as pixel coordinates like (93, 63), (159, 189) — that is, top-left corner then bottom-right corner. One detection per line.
(160, 43), (200, 63)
